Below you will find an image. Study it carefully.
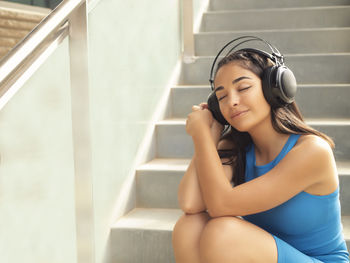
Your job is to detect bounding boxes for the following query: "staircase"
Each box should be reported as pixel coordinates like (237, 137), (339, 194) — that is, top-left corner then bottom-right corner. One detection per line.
(111, 0), (350, 262)
(0, 2), (49, 60)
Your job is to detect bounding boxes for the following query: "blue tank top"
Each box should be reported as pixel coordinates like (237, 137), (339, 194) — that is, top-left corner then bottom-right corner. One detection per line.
(243, 134), (349, 258)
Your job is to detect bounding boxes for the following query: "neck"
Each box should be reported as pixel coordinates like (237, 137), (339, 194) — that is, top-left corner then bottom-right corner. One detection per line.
(248, 115), (290, 164)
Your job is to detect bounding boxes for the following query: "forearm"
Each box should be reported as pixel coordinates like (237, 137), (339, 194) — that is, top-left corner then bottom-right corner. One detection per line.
(178, 121), (223, 214)
(178, 156), (207, 213)
(193, 127), (232, 217)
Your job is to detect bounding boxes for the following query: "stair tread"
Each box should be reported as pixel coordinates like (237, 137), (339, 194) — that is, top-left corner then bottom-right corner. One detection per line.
(205, 5), (350, 14)
(173, 84), (350, 89)
(112, 208), (183, 231)
(196, 27), (350, 35)
(158, 118), (350, 126)
(138, 158), (350, 175)
(343, 216), (350, 238)
(138, 158), (190, 171)
(112, 208), (350, 241)
(198, 53), (350, 58)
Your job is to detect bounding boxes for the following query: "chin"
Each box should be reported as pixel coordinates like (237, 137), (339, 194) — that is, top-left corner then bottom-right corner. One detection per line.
(228, 122), (251, 133)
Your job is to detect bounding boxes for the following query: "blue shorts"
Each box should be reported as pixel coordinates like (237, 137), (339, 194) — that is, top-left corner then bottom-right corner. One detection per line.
(273, 235), (349, 263)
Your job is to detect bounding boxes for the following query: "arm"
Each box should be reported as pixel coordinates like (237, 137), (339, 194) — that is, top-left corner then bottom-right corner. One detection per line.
(178, 105), (234, 214)
(192, 127), (334, 217)
(178, 137), (234, 214)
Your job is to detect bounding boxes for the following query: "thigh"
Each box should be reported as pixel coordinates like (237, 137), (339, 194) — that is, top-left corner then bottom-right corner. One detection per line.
(200, 216), (278, 263)
(172, 212), (211, 262)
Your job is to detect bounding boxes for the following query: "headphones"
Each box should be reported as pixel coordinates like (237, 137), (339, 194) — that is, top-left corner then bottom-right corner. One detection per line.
(207, 36), (297, 125)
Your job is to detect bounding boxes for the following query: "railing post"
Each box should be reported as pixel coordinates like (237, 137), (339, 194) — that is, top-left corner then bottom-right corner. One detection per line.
(68, 2), (95, 263)
(182, 0), (195, 63)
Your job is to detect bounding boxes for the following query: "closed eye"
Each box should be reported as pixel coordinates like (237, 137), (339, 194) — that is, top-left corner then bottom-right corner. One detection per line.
(239, 86), (251, 92)
(218, 95), (227, 101)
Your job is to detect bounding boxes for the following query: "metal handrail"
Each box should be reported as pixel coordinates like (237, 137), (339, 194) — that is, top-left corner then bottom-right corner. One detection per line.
(0, 0), (83, 105)
(0, 1), (95, 263)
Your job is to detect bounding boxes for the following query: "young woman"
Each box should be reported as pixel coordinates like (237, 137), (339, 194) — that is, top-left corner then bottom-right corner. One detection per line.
(172, 44), (349, 262)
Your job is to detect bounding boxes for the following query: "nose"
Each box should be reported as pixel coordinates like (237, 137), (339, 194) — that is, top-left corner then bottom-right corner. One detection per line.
(229, 92), (239, 107)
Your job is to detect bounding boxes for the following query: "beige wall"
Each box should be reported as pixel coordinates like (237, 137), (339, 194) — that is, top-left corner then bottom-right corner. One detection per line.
(0, 38), (77, 263)
(0, 0), (207, 262)
(87, 1), (183, 261)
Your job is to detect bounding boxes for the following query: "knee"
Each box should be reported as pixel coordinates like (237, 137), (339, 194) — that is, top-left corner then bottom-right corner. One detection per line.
(199, 217), (244, 262)
(172, 212), (210, 248)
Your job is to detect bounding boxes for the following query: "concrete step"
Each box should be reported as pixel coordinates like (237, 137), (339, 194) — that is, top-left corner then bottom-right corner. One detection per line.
(111, 208), (350, 262)
(179, 54), (350, 85)
(169, 84), (350, 119)
(0, 7), (45, 23)
(0, 17), (38, 31)
(209, 0), (350, 11)
(201, 6), (350, 32)
(0, 46), (12, 57)
(111, 208), (182, 263)
(136, 158), (190, 209)
(0, 36), (19, 47)
(339, 162), (350, 215)
(136, 158), (350, 214)
(155, 118), (350, 161)
(0, 26), (28, 38)
(195, 28), (350, 56)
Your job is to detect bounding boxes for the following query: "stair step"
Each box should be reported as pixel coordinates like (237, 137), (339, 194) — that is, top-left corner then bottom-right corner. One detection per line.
(209, 0), (350, 11)
(179, 54), (350, 85)
(111, 208), (350, 262)
(0, 8), (45, 23)
(111, 208), (182, 263)
(155, 118), (350, 161)
(0, 26), (28, 38)
(0, 46), (13, 56)
(169, 84), (350, 119)
(201, 6), (350, 32)
(195, 28), (350, 56)
(136, 158), (350, 213)
(343, 216), (350, 249)
(0, 36), (20, 47)
(0, 17), (38, 31)
(339, 162), (350, 215)
(136, 159), (190, 209)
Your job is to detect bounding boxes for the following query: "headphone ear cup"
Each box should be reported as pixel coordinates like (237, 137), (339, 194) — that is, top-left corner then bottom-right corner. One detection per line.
(207, 92), (228, 125)
(262, 66), (297, 108)
(262, 66), (279, 107)
(276, 66), (297, 104)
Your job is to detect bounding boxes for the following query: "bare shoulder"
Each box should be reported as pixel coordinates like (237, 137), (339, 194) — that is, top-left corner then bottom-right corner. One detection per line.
(294, 134), (334, 159)
(292, 134), (338, 195)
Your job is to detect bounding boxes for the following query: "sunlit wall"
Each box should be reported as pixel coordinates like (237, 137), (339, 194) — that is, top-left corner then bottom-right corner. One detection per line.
(0, 0), (207, 262)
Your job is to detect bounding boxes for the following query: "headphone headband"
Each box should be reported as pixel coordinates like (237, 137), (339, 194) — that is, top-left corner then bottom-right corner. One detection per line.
(209, 36), (284, 91)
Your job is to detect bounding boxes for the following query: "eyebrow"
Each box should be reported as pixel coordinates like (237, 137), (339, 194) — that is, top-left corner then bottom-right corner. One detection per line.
(214, 76), (252, 93)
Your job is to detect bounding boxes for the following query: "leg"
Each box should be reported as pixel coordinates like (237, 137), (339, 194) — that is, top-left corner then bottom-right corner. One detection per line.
(172, 212), (210, 263)
(199, 216), (278, 263)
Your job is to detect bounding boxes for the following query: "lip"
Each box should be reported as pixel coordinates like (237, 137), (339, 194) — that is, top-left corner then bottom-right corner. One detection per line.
(230, 110), (249, 119)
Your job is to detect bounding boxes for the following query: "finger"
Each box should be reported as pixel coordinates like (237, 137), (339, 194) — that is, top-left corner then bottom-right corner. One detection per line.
(199, 102), (208, 109)
(192, 105), (201, 111)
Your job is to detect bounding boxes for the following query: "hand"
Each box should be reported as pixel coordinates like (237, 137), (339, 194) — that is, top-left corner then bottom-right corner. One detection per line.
(186, 103), (224, 142)
(186, 103), (212, 137)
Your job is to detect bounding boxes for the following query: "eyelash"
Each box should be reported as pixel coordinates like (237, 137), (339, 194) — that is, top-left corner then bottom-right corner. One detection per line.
(217, 86), (251, 101)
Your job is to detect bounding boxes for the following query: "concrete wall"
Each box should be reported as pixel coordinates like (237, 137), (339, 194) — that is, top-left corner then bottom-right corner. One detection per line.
(0, 0), (207, 262)
(0, 38), (77, 263)
(87, 1), (183, 262)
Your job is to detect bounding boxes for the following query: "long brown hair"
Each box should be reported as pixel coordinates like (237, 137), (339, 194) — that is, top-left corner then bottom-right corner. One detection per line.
(215, 50), (334, 186)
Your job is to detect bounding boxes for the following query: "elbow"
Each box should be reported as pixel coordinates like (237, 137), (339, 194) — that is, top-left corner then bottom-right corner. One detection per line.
(179, 200), (206, 214)
(205, 199), (226, 218)
(206, 204), (226, 218)
(205, 196), (242, 218)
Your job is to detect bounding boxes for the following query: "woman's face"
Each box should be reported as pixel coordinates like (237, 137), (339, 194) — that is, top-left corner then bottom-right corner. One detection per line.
(214, 62), (271, 132)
